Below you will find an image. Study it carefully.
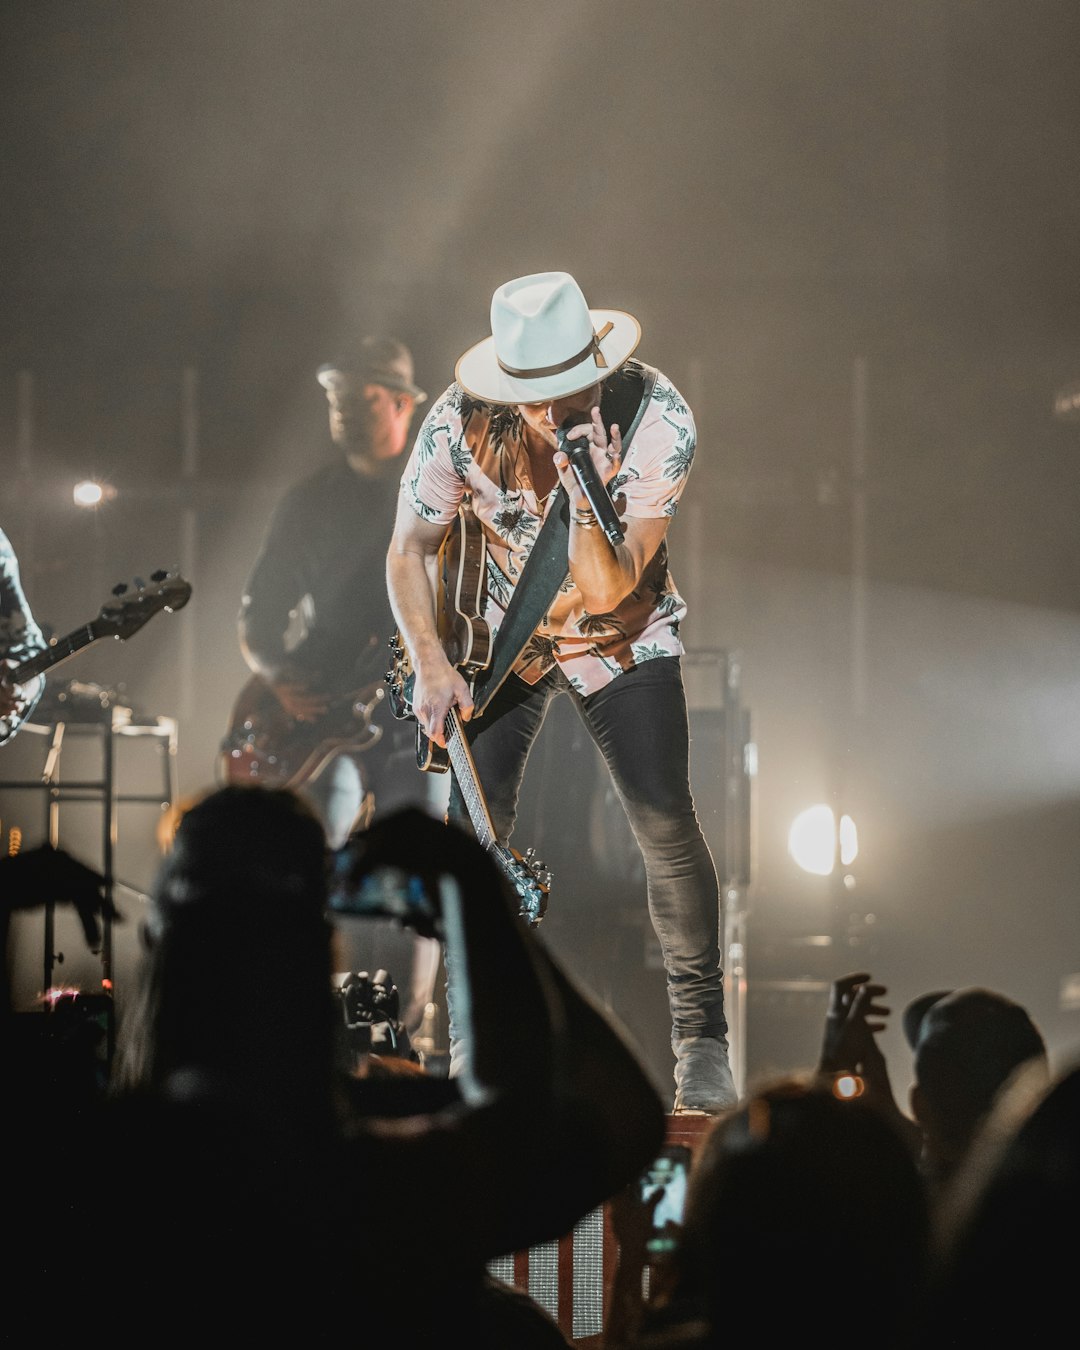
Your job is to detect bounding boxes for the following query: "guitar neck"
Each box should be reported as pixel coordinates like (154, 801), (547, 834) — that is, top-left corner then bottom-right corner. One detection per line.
(442, 706), (549, 929)
(13, 626), (98, 684)
(5, 573), (190, 700)
(445, 708), (499, 853)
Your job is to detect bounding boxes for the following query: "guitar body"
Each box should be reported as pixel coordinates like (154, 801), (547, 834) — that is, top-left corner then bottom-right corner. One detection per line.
(437, 502), (492, 676)
(219, 673), (386, 791)
(387, 504), (492, 774)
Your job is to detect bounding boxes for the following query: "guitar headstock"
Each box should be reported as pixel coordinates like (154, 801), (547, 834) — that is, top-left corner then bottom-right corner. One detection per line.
(502, 845), (551, 927)
(384, 631), (416, 722)
(92, 569), (193, 641)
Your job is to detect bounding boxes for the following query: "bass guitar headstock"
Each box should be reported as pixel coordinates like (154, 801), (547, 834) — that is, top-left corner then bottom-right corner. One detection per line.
(384, 631), (553, 925)
(384, 631), (415, 722)
(92, 569), (192, 642)
(499, 844), (551, 927)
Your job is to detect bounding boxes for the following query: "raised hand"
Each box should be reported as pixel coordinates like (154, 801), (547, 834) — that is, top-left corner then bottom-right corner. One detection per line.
(0, 844), (119, 949)
(328, 806), (500, 939)
(819, 970), (891, 1074)
(818, 970), (922, 1154)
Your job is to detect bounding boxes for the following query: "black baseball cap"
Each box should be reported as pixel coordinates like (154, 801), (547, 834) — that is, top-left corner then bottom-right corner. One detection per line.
(902, 990), (952, 1050)
(317, 336), (426, 402)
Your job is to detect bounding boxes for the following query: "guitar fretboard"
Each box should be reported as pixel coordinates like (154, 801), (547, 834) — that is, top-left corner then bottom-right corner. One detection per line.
(385, 634), (547, 925)
(15, 625), (97, 683)
(444, 708), (497, 852)
(443, 707), (546, 921)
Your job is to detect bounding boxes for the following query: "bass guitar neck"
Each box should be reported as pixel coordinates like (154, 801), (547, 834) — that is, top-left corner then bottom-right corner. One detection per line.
(1, 569), (191, 741)
(443, 705), (552, 927)
(383, 503), (551, 925)
(384, 638), (550, 926)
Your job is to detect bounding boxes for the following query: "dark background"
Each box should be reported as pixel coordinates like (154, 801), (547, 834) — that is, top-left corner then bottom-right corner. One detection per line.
(3, 0), (1080, 1100)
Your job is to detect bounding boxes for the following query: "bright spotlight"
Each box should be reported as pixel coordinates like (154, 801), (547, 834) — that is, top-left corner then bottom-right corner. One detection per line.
(789, 805), (860, 877)
(788, 804), (837, 876)
(73, 480), (116, 508)
(839, 813), (859, 866)
(1053, 379), (1080, 421)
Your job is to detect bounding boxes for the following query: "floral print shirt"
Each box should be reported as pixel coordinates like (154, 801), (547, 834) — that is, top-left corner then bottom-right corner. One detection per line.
(399, 364), (695, 696)
(0, 526), (46, 741)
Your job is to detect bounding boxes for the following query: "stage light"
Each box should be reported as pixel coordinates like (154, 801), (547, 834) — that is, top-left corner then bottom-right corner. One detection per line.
(839, 812), (859, 866)
(1053, 379), (1080, 421)
(788, 804), (836, 875)
(73, 479), (117, 508)
(788, 805), (859, 876)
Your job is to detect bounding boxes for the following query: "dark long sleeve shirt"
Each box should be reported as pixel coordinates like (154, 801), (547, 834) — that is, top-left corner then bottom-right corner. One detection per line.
(239, 461), (403, 693)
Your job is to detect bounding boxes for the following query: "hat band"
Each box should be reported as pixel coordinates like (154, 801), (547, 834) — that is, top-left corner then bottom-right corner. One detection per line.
(497, 321), (614, 382)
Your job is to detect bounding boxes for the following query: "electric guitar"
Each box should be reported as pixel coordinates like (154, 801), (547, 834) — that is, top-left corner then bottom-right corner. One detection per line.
(218, 672), (387, 791)
(0, 569), (192, 740)
(1, 564), (190, 739)
(384, 505), (551, 926)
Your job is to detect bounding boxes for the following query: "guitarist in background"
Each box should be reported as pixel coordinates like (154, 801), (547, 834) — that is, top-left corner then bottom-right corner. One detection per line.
(0, 525), (46, 745)
(237, 337), (441, 1030)
(387, 272), (737, 1115)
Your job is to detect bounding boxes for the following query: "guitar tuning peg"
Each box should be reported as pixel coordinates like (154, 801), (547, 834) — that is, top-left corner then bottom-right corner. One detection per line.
(151, 569), (166, 581)
(133, 577), (146, 590)
(112, 582), (128, 596)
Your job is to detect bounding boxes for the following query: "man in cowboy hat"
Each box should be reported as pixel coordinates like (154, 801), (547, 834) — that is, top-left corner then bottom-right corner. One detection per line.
(386, 272), (736, 1113)
(234, 335), (442, 1036)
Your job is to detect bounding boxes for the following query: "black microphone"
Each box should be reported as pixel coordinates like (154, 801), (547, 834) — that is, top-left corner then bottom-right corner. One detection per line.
(556, 419), (625, 546)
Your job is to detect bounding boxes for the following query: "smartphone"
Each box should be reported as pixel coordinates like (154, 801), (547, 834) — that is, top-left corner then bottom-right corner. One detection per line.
(328, 859), (432, 921)
(637, 1143), (692, 1257)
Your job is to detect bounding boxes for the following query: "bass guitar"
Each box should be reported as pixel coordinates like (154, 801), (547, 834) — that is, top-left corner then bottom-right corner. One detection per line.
(1, 569), (192, 740)
(218, 673), (387, 791)
(384, 504), (551, 926)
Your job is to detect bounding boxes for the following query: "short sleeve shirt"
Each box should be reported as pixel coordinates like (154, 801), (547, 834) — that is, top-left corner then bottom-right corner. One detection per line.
(0, 526), (46, 741)
(399, 365), (696, 696)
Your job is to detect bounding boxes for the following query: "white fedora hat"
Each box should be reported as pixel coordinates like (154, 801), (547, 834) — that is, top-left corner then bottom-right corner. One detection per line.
(455, 271), (641, 404)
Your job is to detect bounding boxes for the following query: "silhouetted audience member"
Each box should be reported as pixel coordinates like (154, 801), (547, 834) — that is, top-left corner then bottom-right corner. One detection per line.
(345, 1047), (575, 1344)
(813, 971), (1049, 1205)
(472, 1270), (576, 1348)
(2, 844), (122, 1340)
(1, 843), (117, 1106)
(902, 985), (1049, 1198)
(31, 786), (664, 1342)
(916, 1054), (1079, 1344)
(606, 1077), (931, 1348)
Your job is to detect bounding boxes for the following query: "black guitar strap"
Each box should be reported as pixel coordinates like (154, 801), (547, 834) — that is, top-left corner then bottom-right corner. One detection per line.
(471, 360), (658, 719)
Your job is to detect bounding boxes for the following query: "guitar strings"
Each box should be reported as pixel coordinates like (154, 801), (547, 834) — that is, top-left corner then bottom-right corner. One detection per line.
(444, 708), (496, 851)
